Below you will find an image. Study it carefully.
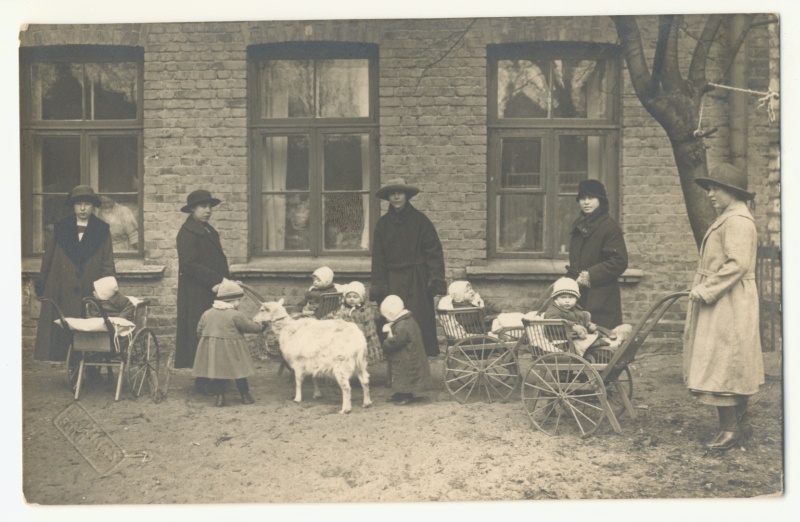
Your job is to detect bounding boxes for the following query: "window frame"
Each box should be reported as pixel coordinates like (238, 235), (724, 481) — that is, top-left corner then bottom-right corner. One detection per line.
(19, 45), (145, 258)
(487, 42), (621, 260)
(247, 42), (380, 258)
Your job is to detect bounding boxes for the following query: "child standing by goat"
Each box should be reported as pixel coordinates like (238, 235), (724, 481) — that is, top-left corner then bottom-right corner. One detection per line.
(193, 279), (264, 407)
(380, 295), (432, 405)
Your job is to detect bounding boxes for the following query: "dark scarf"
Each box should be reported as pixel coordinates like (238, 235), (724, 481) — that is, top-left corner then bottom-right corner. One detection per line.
(387, 202), (413, 224)
(54, 214), (110, 273)
(571, 206), (609, 238)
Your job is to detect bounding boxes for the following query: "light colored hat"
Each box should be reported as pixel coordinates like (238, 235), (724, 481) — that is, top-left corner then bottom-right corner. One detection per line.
(552, 277), (581, 299)
(376, 178), (420, 201)
(345, 281), (366, 304)
(213, 278), (244, 301)
(694, 163), (755, 201)
(93, 276), (119, 301)
(181, 189), (222, 213)
(68, 185), (102, 208)
(448, 281), (472, 303)
(380, 295), (405, 322)
(312, 266), (334, 287)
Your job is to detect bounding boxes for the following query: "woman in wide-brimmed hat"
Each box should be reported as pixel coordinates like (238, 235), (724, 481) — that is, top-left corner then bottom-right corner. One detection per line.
(683, 163), (763, 451)
(175, 189), (231, 395)
(371, 178), (446, 357)
(34, 185), (116, 361)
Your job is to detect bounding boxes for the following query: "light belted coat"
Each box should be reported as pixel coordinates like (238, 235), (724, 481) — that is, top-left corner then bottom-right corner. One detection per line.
(682, 200), (764, 399)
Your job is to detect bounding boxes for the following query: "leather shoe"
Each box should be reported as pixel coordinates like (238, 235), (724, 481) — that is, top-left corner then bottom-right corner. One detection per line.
(705, 430), (740, 450)
(241, 393), (255, 405)
(214, 394), (226, 407)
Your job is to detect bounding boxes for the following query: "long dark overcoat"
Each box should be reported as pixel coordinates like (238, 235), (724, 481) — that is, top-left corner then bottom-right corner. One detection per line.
(566, 208), (628, 328)
(34, 214), (115, 361)
(682, 201), (764, 402)
(175, 216), (230, 368)
(371, 203), (446, 356)
(383, 312), (432, 394)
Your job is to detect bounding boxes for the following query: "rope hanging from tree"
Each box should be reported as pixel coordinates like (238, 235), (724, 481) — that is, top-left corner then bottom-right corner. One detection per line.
(694, 82), (780, 137)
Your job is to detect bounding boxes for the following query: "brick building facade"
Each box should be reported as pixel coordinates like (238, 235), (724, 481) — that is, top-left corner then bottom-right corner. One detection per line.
(19, 15), (780, 353)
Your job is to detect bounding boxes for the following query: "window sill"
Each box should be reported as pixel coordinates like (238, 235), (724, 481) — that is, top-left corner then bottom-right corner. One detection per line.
(230, 257), (373, 279)
(21, 258), (165, 280)
(466, 259), (643, 284)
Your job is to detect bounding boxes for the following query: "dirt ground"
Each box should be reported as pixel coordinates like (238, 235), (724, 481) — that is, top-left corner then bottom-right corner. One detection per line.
(18, 329), (784, 510)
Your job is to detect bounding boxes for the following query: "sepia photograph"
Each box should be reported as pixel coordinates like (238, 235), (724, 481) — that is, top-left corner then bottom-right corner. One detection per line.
(4, 0), (795, 519)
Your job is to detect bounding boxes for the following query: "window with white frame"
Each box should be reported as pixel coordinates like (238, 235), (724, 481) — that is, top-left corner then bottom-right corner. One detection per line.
(487, 43), (620, 258)
(20, 45), (143, 257)
(248, 42), (379, 256)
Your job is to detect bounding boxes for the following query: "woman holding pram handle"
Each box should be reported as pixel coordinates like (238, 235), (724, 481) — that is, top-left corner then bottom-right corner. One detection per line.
(683, 163), (764, 451)
(566, 179), (628, 329)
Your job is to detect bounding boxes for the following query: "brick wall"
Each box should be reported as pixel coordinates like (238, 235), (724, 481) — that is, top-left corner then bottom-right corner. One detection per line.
(19, 16), (779, 353)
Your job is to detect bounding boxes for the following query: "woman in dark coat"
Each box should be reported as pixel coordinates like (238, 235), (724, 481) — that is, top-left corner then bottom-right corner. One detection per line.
(34, 185), (116, 361)
(175, 190), (231, 382)
(371, 178), (447, 357)
(566, 179), (628, 329)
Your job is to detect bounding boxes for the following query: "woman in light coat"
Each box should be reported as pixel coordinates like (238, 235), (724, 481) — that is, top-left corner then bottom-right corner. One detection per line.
(683, 163), (764, 451)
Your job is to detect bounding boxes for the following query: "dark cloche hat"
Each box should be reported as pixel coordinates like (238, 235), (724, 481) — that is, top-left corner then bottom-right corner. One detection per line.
(575, 179), (608, 202)
(68, 185), (102, 208)
(376, 178), (420, 201)
(694, 163), (755, 201)
(181, 189), (222, 213)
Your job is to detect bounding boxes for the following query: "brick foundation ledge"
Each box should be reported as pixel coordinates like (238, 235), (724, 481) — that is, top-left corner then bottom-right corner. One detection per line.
(465, 259), (643, 283)
(21, 258), (165, 280)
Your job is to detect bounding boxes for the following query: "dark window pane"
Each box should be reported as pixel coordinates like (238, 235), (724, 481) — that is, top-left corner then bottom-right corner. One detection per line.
(318, 60), (369, 118)
(323, 134), (368, 191)
(38, 136), (81, 193)
(501, 138), (542, 188)
(551, 59), (607, 119)
(498, 60), (549, 118)
(496, 194), (545, 253)
(262, 193), (310, 252)
(262, 60), (313, 118)
(97, 195), (139, 252)
(32, 194), (74, 253)
(86, 62), (138, 120)
(263, 135), (309, 191)
(92, 136), (139, 192)
(323, 194), (368, 251)
(34, 63), (84, 120)
(558, 135), (606, 194)
(556, 194), (577, 255)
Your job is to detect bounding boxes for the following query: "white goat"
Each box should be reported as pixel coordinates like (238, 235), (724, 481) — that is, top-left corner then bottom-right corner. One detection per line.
(254, 298), (372, 414)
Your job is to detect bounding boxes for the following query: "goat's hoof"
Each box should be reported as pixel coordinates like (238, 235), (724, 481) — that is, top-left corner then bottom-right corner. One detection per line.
(363, 402), (373, 409)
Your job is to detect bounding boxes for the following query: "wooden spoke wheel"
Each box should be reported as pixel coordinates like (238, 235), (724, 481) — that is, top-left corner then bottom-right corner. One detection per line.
(126, 328), (160, 401)
(605, 365), (633, 418)
(444, 335), (519, 404)
(521, 352), (608, 437)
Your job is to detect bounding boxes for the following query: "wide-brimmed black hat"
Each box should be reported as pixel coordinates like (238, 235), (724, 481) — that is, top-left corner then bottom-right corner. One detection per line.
(67, 185), (102, 207)
(575, 179), (608, 202)
(181, 189), (222, 213)
(695, 163), (755, 201)
(376, 178), (420, 201)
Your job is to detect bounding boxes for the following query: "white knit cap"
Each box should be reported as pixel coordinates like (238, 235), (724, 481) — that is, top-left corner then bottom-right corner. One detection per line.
(93, 276), (119, 301)
(380, 295), (405, 322)
(552, 277), (581, 299)
(345, 281), (366, 304)
(448, 280), (471, 303)
(213, 278), (244, 301)
(312, 266), (334, 287)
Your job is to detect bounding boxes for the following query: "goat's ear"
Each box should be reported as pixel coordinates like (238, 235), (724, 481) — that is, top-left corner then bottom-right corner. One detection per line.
(277, 298), (284, 306)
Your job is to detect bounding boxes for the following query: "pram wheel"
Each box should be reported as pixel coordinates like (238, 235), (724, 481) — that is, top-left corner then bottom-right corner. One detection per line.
(444, 335), (519, 404)
(126, 327), (160, 400)
(521, 352), (609, 437)
(605, 365), (633, 417)
(65, 343), (80, 391)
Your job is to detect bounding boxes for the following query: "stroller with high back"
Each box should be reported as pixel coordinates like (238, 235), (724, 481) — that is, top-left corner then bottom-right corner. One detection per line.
(40, 294), (160, 402)
(520, 291), (688, 437)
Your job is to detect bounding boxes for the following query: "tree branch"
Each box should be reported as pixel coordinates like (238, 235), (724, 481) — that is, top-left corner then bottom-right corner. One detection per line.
(688, 14), (723, 86)
(611, 16), (652, 103)
(649, 15), (674, 97)
(662, 15), (684, 91)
